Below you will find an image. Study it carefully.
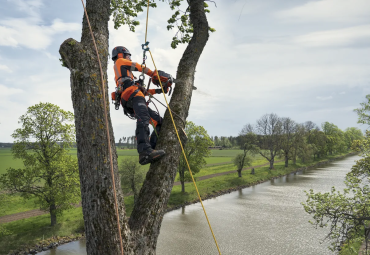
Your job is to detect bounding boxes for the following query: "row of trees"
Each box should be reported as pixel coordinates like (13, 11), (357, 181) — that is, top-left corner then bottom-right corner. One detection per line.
(303, 95), (370, 253)
(210, 136), (237, 148)
(236, 114), (363, 173)
(117, 136), (137, 149)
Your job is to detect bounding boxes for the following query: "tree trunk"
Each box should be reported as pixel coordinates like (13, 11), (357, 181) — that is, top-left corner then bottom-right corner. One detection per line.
(180, 166), (185, 193)
(269, 158), (274, 170)
(284, 152), (289, 167)
(239, 150), (247, 177)
(270, 150), (275, 169)
(181, 180), (185, 193)
(50, 203), (57, 226)
(60, 0), (209, 254)
(128, 1), (209, 253)
(60, 0), (130, 254)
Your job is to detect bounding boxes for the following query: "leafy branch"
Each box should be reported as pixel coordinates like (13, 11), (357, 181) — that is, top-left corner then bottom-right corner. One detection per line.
(110, 0), (216, 49)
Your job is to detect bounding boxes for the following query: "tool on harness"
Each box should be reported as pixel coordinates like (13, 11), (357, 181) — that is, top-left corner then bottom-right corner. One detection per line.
(121, 86), (139, 120)
(112, 86), (121, 110)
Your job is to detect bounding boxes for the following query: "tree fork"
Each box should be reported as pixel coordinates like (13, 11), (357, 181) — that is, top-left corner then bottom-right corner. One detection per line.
(60, 0), (209, 254)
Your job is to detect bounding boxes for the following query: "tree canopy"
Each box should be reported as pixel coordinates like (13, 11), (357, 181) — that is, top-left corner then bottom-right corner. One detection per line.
(119, 158), (145, 203)
(303, 95), (369, 253)
(236, 125), (259, 177)
(110, 0), (215, 48)
(178, 121), (213, 192)
(0, 103), (80, 226)
(354, 94), (370, 126)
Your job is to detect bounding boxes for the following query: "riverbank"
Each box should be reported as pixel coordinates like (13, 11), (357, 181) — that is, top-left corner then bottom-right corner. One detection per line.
(165, 152), (358, 213)
(1, 152), (357, 255)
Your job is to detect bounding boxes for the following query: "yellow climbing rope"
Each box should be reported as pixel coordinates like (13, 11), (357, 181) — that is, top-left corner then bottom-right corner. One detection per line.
(144, 1), (221, 254)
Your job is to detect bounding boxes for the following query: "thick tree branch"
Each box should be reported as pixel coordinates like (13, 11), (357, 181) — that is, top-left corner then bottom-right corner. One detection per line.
(128, 0), (209, 252)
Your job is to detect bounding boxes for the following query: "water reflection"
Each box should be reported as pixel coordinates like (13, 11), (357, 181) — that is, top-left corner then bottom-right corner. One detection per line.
(39, 156), (359, 255)
(238, 189), (243, 197)
(41, 239), (86, 255)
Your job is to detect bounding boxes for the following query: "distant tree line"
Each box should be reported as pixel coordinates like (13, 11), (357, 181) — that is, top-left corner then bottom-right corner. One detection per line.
(0, 143), (13, 148)
(116, 136), (137, 149)
(238, 113), (363, 170)
(209, 136), (238, 148)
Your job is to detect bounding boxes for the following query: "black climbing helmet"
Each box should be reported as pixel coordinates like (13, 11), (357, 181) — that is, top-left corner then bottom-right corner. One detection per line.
(112, 46), (131, 61)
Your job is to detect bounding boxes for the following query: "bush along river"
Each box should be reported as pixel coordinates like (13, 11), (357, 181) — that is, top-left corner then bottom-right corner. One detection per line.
(36, 155), (359, 255)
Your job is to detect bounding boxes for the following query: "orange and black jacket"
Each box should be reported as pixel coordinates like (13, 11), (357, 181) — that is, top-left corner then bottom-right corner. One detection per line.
(113, 56), (157, 101)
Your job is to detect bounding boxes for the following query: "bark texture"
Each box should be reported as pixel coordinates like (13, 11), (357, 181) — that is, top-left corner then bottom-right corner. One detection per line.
(60, 1), (130, 254)
(60, 0), (209, 254)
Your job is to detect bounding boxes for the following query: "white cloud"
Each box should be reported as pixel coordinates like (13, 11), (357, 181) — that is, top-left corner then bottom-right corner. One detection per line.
(0, 18), (80, 50)
(276, 0), (370, 23)
(293, 25), (370, 48)
(43, 52), (59, 61)
(10, 0), (44, 21)
(0, 64), (12, 73)
(316, 96), (333, 101)
(0, 84), (23, 96)
(0, 0), (368, 141)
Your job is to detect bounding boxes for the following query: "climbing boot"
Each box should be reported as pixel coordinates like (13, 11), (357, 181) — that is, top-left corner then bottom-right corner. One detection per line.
(139, 149), (166, 165)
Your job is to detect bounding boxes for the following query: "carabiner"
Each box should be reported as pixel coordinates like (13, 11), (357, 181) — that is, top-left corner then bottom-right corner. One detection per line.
(141, 41), (150, 52)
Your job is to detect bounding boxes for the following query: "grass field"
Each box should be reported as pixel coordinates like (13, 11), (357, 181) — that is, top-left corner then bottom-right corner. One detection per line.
(0, 148), (245, 176)
(0, 148), (241, 216)
(0, 148), (250, 172)
(0, 147), (274, 219)
(0, 149), (24, 175)
(0, 151), (353, 254)
(0, 148), (268, 217)
(0, 195), (38, 217)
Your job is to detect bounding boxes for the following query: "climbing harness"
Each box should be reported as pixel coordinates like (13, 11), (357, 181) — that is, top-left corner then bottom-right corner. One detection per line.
(142, 0), (222, 254)
(79, 1), (124, 255)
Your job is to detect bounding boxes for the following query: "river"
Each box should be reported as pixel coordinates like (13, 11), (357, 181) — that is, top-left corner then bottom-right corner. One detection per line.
(40, 155), (359, 255)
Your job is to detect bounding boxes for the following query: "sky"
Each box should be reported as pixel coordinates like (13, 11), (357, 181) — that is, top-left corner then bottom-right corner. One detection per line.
(0, 0), (369, 142)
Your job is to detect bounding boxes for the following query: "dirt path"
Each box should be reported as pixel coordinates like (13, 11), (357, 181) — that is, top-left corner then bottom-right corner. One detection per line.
(0, 160), (279, 224)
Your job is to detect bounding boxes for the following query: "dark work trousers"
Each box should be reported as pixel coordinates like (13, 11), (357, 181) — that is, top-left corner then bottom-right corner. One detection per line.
(132, 96), (162, 154)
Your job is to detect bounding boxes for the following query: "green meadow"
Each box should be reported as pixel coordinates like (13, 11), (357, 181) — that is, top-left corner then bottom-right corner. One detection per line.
(0, 146), (354, 255)
(0, 147), (251, 217)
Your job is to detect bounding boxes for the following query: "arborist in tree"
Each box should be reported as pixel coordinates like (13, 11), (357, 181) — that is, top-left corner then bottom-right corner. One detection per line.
(111, 46), (172, 165)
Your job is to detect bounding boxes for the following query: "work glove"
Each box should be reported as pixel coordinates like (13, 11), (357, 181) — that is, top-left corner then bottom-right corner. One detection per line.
(152, 70), (173, 86)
